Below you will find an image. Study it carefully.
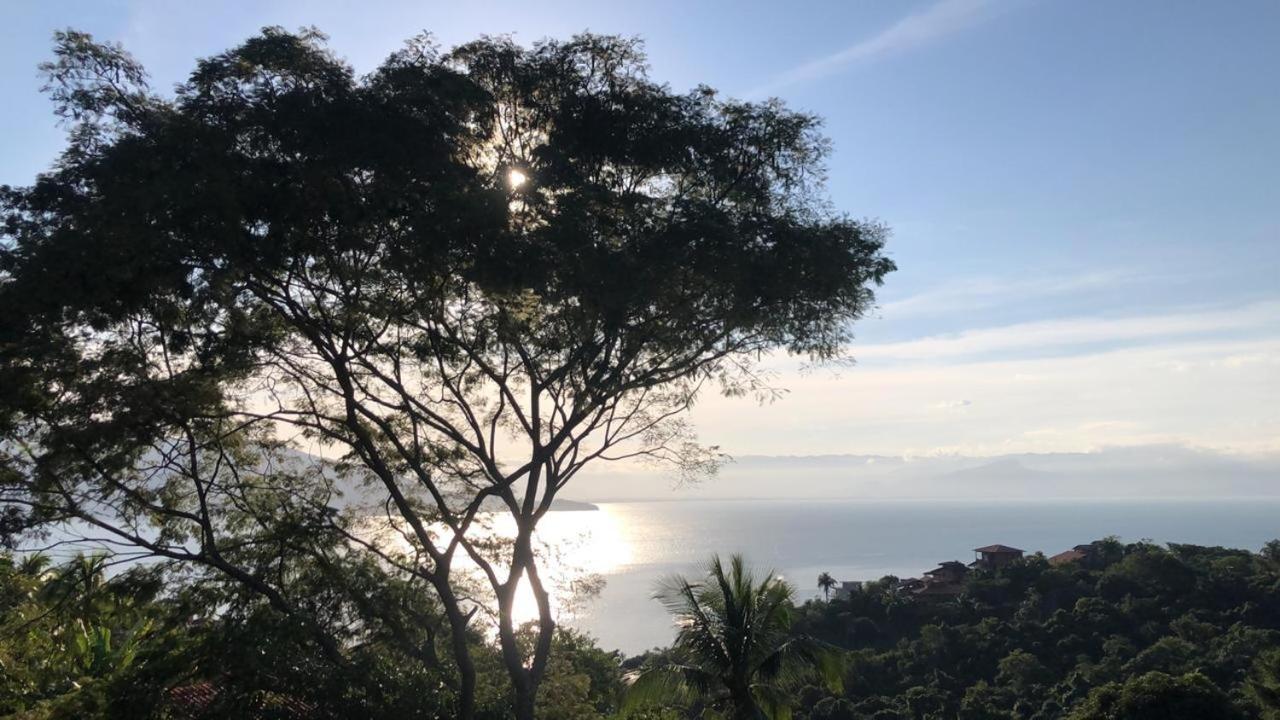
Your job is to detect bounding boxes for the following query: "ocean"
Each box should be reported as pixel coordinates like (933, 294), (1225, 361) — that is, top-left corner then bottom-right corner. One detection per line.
(535, 498), (1280, 654)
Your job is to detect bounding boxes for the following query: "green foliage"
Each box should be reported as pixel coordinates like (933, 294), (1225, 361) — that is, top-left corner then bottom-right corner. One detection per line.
(0, 553), (170, 717)
(520, 626), (627, 720)
(1068, 671), (1238, 720)
(625, 555), (842, 720)
(1249, 649), (1280, 719)
(790, 539), (1280, 719)
(5, 540), (1277, 718)
(0, 551), (627, 719)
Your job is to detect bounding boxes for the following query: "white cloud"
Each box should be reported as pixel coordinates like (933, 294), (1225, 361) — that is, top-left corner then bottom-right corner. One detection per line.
(689, 335), (1280, 457)
(852, 300), (1280, 362)
(747, 0), (1007, 97)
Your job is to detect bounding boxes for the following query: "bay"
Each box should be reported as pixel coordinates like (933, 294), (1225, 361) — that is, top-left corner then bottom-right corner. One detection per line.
(547, 498), (1280, 653)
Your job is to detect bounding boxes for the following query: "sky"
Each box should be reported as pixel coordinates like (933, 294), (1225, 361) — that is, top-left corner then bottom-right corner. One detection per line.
(3, 0), (1278, 459)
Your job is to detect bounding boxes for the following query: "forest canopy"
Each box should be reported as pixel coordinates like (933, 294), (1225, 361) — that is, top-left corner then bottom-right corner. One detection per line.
(3, 539), (1279, 718)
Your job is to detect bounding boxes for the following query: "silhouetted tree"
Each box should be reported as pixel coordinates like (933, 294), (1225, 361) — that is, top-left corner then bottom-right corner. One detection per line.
(818, 572), (837, 602)
(0, 27), (893, 720)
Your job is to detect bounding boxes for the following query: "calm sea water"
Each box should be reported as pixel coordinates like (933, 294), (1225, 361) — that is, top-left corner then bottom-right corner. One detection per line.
(543, 498), (1280, 653)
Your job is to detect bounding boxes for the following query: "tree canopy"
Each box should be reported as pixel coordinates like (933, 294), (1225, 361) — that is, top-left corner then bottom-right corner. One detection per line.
(776, 539), (1280, 719)
(0, 27), (893, 719)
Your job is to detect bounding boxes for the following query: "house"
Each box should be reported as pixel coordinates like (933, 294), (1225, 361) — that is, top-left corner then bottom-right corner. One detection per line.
(971, 544), (1024, 570)
(923, 561), (969, 584)
(1049, 548), (1087, 566)
(904, 561), (971, 601)
(1050, 542), (1106, 569)
(832, 580), (865, 600)
(894, 577), (926, 595)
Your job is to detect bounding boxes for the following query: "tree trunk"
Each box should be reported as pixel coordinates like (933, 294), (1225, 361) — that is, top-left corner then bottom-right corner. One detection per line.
(495, 525), (557, 720)
(513, 684), (537, 720)
(431, 575), (478, 720)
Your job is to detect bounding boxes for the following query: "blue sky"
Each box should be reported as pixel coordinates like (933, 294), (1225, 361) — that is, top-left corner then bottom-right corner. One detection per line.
(4, 0), (1278, 457)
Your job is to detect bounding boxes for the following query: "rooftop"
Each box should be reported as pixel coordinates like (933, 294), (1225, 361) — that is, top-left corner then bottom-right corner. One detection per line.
(925, 561), (968, 575)
(974, 544), (1024, 554)
(1050, 549), (1087, 565)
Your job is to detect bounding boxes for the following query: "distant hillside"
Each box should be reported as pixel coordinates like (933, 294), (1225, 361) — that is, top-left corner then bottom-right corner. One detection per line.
(788, 538), (1280, 719)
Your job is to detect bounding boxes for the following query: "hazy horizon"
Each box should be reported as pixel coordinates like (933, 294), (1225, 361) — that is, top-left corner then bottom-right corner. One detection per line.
(568, 443), (1280, 502)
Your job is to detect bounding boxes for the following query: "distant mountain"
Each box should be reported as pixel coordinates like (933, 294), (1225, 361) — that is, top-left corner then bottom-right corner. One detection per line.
(471, 496), (599, 512)
(938, 457), (1064, 490)
(544, 498), (599, 511)
(568, 444), (1280, 501)
(271, 448), (597, 512)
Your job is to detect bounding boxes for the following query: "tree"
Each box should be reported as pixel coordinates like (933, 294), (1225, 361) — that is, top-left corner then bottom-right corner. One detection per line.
(1248, 649), (1280, 719)
(0, 552), (167, 716)
(0, 28), (893, 719)
(1068, 671), (1238, 720)
(995, 649), (1049, 694)
(817, 572), (837, 602)
(623, 555), (843, 719)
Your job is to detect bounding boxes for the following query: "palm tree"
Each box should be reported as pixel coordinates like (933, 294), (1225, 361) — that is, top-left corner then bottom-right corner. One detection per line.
(18, 552), (52, 578)
(624, 554), (843, 720)
(43, 553), (110, 620)
(817, 572), (837, 602)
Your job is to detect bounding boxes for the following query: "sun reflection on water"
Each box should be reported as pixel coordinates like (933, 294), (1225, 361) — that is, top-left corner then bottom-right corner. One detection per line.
(504, 505), (630, 625)
(367, 504), (629, 629)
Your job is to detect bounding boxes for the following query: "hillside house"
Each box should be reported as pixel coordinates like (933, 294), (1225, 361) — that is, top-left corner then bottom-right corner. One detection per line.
(1049, 548), (1086, 565)
(972, 544), (1024, 569)
(894, 577), (926, 595)
(923, 560), (969, 584)
(1050, 541), (1106, 569)
(832, 580), (866, 600)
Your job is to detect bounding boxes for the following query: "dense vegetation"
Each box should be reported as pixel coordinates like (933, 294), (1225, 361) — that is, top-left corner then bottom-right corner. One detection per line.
(0, 550), (630, 719)
(784, 538), (1280, 719)
(3, 538), (1279, 718)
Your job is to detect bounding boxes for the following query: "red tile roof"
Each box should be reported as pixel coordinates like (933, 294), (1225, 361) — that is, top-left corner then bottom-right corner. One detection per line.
(168, 681), (219, 710)
(1050, 549), (1087, 565)
(167, 681), (316, 719)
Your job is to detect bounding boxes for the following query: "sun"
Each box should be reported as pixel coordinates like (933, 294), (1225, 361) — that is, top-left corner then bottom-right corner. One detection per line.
(508, 168), (528, 188)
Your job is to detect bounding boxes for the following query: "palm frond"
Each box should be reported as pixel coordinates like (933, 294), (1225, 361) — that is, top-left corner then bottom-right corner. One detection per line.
(755, 633), (845, 692)
(620, 662), (714, 716)
(752, 683), (796, 720)
(656, 572), (731, 668)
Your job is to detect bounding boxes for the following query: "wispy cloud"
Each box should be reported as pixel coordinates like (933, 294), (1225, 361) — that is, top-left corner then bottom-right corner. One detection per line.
(746, 0), (1006, 97)
(879, 270), (1137, 319)
(854, 300), (1280, 361)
